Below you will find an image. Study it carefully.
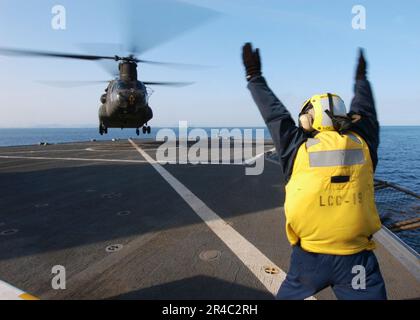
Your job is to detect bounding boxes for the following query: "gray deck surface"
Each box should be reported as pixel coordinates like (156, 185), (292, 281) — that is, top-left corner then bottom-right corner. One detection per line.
(0, 140), (418, 300)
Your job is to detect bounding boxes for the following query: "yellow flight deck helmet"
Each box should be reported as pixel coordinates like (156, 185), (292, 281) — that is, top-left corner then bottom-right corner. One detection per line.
(299, 93), (348, 132)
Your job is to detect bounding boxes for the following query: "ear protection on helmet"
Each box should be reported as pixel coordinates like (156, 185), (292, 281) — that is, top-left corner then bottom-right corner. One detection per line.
(299, 101), (315, 132)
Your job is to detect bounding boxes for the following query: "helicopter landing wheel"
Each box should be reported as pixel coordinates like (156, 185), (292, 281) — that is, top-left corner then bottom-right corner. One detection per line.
(99, 123), (108, 135)
(136, 128), (140, 136)
(142, 126), (147, 134)
(147, 126), (151, 134)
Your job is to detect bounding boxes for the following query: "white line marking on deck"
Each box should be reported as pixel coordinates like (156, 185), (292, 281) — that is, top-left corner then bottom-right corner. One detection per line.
(0, 149), (92, 154)
(128, 139), (315, 299)
(243, 148), (275, 165)
(0, 155), (148, 164)
(0, 155), (259, 167)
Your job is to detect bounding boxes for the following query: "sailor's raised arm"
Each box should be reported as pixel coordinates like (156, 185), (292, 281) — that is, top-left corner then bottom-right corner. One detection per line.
(247, 75), (292, 125)
(350, 49), (378, 119)
(349, 49), (380, 169)
(242, 43), (306, 180)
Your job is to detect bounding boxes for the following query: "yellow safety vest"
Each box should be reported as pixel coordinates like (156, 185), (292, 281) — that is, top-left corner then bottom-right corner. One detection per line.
(284, 131), (382, 255)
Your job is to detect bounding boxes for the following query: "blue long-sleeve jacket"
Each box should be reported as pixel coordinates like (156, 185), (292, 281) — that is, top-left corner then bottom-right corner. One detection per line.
(247, 76), (380, 182)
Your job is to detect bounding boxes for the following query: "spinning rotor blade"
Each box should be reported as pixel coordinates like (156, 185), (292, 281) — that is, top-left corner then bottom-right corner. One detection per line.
(38, 80), (109, 88)
(77, 42), (210, 69)
(121, 0), (220, 56)
(0, 1), (220, 75)
(39, 80), (193, 88)
(143, 81), (194, 87)
(77, 43), (124, 77)
(0, 46), (208, 70)
(135, 58), (210, 69)
(0, 47), (116, 61)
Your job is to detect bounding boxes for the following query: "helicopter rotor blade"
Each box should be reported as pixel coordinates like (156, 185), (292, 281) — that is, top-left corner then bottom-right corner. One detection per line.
(121, 0), (220, 57)
(39, 80), (193, 88)
(143, 81), (194, 87)
(0, 47), (117, 61)
(37, 80), (110, 88)
(0, 1), (221, 72)
(135, 58), (210, 69)
(0, 46), (209, 70)
(77, 43), (123, 77)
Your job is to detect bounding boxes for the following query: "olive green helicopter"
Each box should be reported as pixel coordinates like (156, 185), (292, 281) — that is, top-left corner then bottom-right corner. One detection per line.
(0, 0), (218, 135)
(0, 47), (194, 136)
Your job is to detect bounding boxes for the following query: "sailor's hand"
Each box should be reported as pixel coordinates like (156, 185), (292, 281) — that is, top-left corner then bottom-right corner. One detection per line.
(242, 43), (262, 81)
(356, 48), (367, 80)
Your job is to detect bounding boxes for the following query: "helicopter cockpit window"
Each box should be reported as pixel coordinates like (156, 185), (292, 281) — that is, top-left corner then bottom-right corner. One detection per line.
(116, 82), (130, 90)
(115, 81), (144, 90)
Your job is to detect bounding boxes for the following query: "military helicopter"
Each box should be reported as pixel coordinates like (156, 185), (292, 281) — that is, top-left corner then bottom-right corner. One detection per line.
(0, 47), (193, 136)
(0, 0), (219, 135)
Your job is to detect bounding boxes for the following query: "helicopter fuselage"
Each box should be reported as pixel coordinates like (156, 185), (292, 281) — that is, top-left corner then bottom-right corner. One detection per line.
(99, 79), (153, 132)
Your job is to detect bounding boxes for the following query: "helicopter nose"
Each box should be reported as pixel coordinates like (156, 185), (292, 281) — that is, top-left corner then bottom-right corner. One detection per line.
(127, 94), (136, 106)
(118, 91), (137, 106)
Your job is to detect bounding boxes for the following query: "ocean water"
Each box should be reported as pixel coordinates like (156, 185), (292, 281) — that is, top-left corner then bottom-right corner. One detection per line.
(376, 127), (420, 192)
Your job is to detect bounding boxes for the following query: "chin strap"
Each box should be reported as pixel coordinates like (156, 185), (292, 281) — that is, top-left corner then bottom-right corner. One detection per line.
(327, 93), (334, 116)
(325, 93), (353, 133)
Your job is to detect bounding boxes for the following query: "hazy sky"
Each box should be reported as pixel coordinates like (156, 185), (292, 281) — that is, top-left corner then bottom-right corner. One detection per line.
(0, 0), (419, 127)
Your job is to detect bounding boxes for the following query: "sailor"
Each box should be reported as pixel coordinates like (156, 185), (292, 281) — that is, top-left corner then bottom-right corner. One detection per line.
(242, 43), (387, 300)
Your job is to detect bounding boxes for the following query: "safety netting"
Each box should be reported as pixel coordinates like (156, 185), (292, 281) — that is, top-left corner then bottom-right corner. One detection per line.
(374, 179), (420, 254)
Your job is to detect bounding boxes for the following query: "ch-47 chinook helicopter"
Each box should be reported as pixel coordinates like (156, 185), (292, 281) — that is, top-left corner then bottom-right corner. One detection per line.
(0, 47), (194, 136)
(0, 0), (218, 135)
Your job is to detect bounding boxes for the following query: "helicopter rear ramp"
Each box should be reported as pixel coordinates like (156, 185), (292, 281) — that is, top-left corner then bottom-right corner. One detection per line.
(0, 139), (418, 300)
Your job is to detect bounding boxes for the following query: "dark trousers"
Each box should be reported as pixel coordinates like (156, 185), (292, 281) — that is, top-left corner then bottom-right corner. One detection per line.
(277, 246), (387, 300)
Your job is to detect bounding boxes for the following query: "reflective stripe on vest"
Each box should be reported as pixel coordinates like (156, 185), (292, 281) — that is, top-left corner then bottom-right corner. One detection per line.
(308, 149), (365, 167)
(306, 138), (320, 148)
